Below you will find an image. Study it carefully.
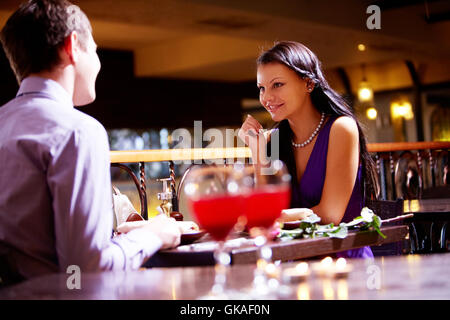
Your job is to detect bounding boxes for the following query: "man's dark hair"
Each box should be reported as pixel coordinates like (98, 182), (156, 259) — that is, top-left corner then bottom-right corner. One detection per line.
(0, 0), (92, 83)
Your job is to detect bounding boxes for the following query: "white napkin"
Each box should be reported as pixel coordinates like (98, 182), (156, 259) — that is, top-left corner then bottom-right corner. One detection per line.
(116, 219), (200, 234)
(112, 186), (140, 228)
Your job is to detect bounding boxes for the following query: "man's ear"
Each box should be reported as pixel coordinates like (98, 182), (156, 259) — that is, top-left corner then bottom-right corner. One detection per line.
(62, 31), (79, 64)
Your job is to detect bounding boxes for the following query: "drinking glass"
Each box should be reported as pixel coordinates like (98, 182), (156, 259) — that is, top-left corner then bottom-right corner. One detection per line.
(183, 164), (244, 299)
(242, 160), (291, 298)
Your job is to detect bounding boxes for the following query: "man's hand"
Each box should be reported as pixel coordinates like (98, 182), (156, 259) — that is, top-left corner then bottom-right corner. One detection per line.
(118, 215), (183, 250)
(141, 215), (183, 249)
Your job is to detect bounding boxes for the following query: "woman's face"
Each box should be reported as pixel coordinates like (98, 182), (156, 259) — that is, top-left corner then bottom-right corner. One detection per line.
(257, 62), (310, 122)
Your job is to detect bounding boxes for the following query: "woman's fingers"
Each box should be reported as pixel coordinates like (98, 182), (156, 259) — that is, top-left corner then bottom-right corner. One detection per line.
(239, 114), (264, 144)
(279, 208), (314, 222)
(245, 114), (263, 132)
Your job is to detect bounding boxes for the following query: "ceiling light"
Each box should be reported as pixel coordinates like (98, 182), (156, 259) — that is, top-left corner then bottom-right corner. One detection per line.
(358, 64), (373, 103)
(366, 107), (378, 120)
(358, 81), (373, 102)
(391, 100), (414, 120)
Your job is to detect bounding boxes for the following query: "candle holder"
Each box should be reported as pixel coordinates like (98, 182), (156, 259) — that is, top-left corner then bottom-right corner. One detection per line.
(312, 257), (353, 278)
(282, 262), (310, 283)
(334, 258), (353, 278)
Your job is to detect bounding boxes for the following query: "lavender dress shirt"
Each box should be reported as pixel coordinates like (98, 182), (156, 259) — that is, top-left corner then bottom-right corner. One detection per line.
(0, 77), (162, 279)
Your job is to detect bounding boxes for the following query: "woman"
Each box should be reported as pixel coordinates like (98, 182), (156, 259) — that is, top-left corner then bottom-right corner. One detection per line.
(239, 41), (378, 258)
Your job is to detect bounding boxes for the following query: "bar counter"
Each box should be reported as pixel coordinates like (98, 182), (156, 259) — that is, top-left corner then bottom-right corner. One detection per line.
(1, 252), (450, 300)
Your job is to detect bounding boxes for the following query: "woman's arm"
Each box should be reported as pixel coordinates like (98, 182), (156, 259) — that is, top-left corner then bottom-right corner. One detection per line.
(311, 116), (360, 225)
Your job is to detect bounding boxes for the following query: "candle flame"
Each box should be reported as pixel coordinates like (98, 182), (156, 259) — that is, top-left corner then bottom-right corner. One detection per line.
(320, 256), (333, 268)
(295, 262), (309, 274)
(336, 258), (347, 270)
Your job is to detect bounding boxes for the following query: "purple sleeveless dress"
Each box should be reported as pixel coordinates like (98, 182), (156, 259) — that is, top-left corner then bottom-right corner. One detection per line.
(275, 116), (373, 259)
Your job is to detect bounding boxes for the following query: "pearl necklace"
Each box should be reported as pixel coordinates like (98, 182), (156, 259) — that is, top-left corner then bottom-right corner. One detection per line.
(291, 112), (325, 148)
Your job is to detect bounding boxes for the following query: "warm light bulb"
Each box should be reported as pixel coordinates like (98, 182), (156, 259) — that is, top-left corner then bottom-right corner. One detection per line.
(358, 87), (373, 102)
(358, 44), (366, 51)
(403, 102), (414, 120)
(366, 107), (377, 120)
(391, 101), (414, 120)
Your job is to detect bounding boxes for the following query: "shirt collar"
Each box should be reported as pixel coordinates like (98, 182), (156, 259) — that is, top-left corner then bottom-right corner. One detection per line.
(17, 76), (74, 108)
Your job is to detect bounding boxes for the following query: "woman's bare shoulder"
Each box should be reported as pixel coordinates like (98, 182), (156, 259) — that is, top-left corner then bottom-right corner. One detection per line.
(329, 116), (359, 147)
(330, 116), (358, 137)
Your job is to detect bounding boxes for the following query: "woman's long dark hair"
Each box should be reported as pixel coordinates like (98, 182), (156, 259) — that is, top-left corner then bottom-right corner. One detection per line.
(258, 41), (379, 200)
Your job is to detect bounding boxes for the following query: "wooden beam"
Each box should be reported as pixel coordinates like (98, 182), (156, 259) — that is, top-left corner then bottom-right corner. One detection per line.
(110, 147), (252, 163)
(110, 142), (449, 163)
(405, 60), (424, 141)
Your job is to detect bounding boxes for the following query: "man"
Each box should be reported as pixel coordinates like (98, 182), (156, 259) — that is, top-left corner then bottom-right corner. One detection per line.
(0, 0), (181, 282)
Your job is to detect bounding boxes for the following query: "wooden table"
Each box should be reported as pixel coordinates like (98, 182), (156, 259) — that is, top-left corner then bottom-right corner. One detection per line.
(145, 225), (409, 267)
(403, 199), (450, 253)
(1, 252), (450, 300)
(404, 198), (450, 214)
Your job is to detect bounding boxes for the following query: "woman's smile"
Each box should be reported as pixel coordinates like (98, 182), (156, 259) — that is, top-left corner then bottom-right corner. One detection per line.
(266, 102), (285, 114)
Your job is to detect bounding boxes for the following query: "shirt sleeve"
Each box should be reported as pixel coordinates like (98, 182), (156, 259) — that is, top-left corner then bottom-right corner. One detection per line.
(47, 119), (162, 272)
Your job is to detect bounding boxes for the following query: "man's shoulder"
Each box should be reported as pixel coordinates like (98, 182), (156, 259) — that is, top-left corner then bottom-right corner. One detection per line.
(69, 107), (106, 133)
(37, 98), (106, 136)
(0, 96), (107, 147)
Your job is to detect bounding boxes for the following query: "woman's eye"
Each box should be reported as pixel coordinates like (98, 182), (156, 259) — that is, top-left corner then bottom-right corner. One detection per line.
(258, 86), (265, 93)
(273, 82), (283, 88)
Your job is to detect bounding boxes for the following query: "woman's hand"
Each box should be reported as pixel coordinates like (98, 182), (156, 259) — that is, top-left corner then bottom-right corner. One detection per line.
(238, 114), (272, 164)
(238, 114), (263, 151)
(278, 208), (314, 223)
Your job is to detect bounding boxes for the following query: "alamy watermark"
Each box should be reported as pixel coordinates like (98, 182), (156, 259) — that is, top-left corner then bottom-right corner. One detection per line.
(366, 5), (381, 30)
(171, 121), (280, 175)
(366, 263), (381, 290)
(66, 265), (81, 290)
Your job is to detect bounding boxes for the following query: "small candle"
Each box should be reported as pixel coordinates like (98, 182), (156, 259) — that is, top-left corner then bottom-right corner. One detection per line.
(321, 257), (333, 268)
(336, 258), (347, 270)
(312, 257), (352, 278)
(282, 262), (310, 283)
(314, 256), (334, 277)
(334, 258), (352, 278)
(296, 262), (309, 274)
